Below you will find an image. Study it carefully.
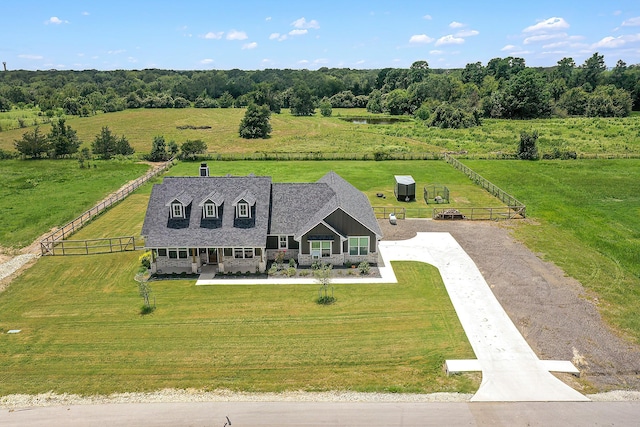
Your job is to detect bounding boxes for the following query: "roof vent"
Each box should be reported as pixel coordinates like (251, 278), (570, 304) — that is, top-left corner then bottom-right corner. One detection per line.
(199, 163), (209, 177)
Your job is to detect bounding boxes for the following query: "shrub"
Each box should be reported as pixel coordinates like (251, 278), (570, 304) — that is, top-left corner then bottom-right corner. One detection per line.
(286, 267), (296, 277)
(358, 261), (370, 275)
(139, 251), (152, 269)
(288, 258), (296, 268)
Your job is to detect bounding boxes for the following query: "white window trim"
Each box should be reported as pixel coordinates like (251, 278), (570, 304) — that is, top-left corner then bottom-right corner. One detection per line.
(237, 202), (249, 218)
(279, 235), (288, 249)
(310, 241), (332, 259)
(349, 236), (369, 256)
(171, 203), (183, 218)
(203, 203), (217, 218)
(233, 247), (255, 259)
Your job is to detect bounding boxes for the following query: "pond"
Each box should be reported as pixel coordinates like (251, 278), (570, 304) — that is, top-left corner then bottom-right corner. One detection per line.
(340, 117), (412, 125)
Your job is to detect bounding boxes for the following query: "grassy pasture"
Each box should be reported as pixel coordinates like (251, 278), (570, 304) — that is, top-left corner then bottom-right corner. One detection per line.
(0, 159), (150, 249)
(1, 108), (640, 157)
(466, 159), (640, 341)
(0, 252), (477, 395)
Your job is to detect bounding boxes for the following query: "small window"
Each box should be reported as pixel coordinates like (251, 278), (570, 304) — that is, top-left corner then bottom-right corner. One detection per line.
(178, 248), (188, 259)
(238, 202), (249, 218)
(279, 235), (288, 249)
(255, 248), (262, 257)
(349, 237), (369, 256)
(158, 248), (167, 257)
(204, 203), (217, 218)
(172, 203), (183, 218)
(168, 248), (178, 259)
(234, 248), (243, 259)
(223, 248), (233, 257)
(311, 241), (331, 258)
(244, 248), (254, 259)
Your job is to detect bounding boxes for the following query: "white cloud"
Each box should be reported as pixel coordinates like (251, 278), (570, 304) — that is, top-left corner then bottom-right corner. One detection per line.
(18, 54), (43, 60)
(127, 57), (137, 63)
(429, 50), (444, 55)
(82, 11), (90, 16)
(313, 58), (329, 64)
(449, 21), (465, 28)
(242, 42), (258, 50)
(200, 58), (214, 64)
(107, 49), (126, 55)
(355, 59), (365, 65)
(523, 17), (569, 33)
(622, 17), (640, 27)
(501, 44), (517, 51)
(456, 29), (479, 37)
(592, 34), (640, 49)
(203, 31), (223, 39)
(291, 17), (320, 29)
(45, 16), (68, 25)
(409, 34), (434, 44)
(226, 30), (248, 40)
(269, 32), (287, 41)
(289, 29), (307, 36)
(265, 16), (272, 21)
(524, 33), (566, 44)
(423, 14), (432, 20)
(435, 35), (464, 46)
(298, 59), (309, 64)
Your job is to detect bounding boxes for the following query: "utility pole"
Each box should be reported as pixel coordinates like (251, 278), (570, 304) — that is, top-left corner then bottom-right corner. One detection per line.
(2, 62), (6, 71)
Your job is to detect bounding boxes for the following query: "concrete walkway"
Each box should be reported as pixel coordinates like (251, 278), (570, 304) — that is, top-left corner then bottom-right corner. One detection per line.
(197, 232), (588, 402)
(379, 233), (588, 402)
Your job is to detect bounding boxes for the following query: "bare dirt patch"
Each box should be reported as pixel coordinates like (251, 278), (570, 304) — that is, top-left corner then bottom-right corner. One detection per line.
(379, 218), (640, 392)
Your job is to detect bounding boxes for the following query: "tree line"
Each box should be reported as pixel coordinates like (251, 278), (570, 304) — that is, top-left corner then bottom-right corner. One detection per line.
(1, 53), (639, 128)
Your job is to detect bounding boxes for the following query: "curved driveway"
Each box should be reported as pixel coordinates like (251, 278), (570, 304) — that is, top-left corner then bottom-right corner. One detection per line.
(380, 232), (588, 402)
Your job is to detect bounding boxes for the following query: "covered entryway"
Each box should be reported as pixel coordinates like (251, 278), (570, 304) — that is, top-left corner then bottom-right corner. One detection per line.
(199, 248), (219, 265)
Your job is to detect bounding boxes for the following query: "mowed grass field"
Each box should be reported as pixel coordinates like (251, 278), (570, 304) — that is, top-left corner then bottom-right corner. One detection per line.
(0, 251), (477, 395)
(466, 159), (640, 341)
(0, 159), (150, 249)
(1, 108), (640, 156)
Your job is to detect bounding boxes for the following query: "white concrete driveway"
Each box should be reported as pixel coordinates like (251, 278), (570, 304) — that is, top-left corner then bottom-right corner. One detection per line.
(380, 232), (588, 402)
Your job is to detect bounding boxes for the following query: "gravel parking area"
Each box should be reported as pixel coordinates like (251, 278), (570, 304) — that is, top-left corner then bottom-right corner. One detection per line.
(378, 218), (640, 392)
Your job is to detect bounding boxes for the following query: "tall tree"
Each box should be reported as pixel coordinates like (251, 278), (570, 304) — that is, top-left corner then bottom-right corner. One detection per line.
(91, 126), (117, 159)
(580, 52), (606, 90)
(518, 130), (539, 160)
(14, 126), (50, 158)
(148, 135), (170, 161)
(238, 103), (272, 139)
(289, 84), (315, 116)
(48, 118), (81, 158)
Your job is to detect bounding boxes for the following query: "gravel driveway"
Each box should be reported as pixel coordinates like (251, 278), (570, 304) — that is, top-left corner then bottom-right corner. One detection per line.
(378, 218), (640, 393)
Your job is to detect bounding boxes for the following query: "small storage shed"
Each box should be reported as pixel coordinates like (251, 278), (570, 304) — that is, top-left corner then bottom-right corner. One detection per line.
(394, 175), (416, 201)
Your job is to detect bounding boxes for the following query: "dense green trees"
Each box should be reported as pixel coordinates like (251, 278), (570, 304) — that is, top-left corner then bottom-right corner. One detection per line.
(92, 126), (134, 159)
(48, 118), (81, 158)
(14, 126), (49, 158)
(0, 52), (639, 123)
(238, 103), (272, 139)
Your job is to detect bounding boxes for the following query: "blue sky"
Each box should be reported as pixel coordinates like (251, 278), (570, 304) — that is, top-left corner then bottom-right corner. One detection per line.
(3, 0), (640, 71)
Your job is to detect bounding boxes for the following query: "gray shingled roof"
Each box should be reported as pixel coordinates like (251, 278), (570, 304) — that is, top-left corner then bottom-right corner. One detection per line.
(142, 175), (272, 248)
(315, 171), (383, 239)
(269, 183), (336, 235)
(142, 171), (382, 249)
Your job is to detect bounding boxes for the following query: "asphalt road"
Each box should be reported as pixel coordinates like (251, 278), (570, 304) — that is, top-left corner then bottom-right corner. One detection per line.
(3, 401), (640, 427)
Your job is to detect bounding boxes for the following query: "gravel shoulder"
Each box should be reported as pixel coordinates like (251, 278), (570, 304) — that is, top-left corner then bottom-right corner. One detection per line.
(378, 218), (640, 393)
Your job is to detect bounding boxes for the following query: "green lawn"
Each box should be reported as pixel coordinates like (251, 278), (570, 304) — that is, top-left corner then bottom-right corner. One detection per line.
(0, 254), (477, 395)
(0, 159), (150, 249)
(465, 159), (640, 342)
(2, 108), (640, 157)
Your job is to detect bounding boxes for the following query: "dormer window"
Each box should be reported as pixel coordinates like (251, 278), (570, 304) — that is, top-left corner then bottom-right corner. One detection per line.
(237, 201), (249, 218)
(199, 191), (224, 220)
(171, 202), (184, 218)
(203, 202), (218, 218)
(166, 191), (193, 220)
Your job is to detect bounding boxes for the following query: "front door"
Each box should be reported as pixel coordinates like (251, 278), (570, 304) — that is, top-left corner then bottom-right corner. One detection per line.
(208, 248), (218, 264)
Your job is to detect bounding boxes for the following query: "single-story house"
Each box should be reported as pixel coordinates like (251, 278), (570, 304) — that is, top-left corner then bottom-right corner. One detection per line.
(141, 167), (383, 274)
